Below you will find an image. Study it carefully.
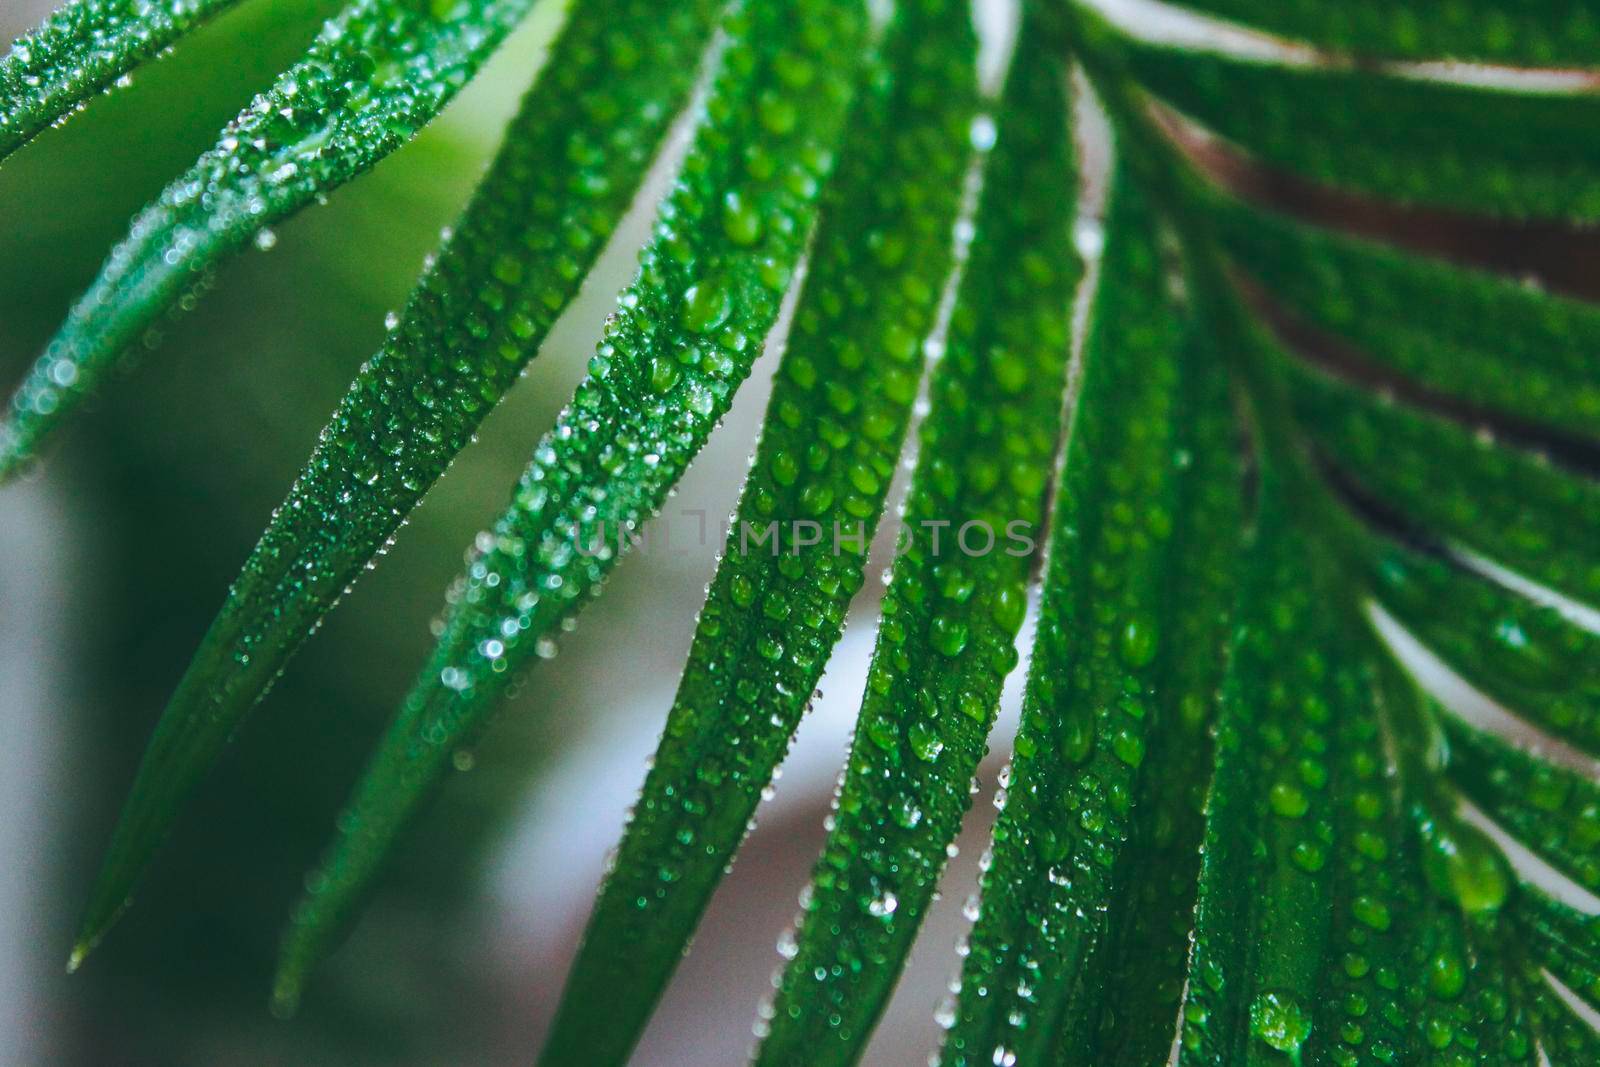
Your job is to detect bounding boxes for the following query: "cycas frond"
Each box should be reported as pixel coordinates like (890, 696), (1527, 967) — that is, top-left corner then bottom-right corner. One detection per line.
(540, 0), (979, 1061)
(0, 0), (540, 479)
(9, 0), (1600, 1062)
(271, 0), (873, 1009)
(70, 0), (721, 971)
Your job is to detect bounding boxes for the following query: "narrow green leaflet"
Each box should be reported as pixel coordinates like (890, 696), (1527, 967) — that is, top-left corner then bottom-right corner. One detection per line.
(539, 3), (978, 1063)
(1287, 365), (1600, 608)
(756, 27), (1079, 1064)
(0, 0), (244, 160)
(1372, 545), (1600, 755)
(1442, 716), (1600, 895)
(1521, 965), (1600, 1065)
(0, 0), (540, 478)
(1111, 28), (1600, 220)
(1214, 197), (1600, 438)
(70, 0), (720, 967)
(1177, 0), (1600, 66)
(1180, 495), (1416, 1064)
(1517, 890), (1600, 1017)
(941, 175), (1241, 1066)
(272, 0), (871, 1009)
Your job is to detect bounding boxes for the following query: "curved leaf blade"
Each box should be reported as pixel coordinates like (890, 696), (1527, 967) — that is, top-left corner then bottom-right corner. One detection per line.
(1373, 545), (1600, 757)
(0, 0), (244, 161)
(756, 25), (1080, 1064)
(1287, 365), (1600, 609)
(271, 0), (874, 1009)
(942, 173), (1243, 1066)
(68, 0), (721, 969)
(538, 2), (980, 1062)
(1179, 494), (1417, 1064)
(1113, 29), (1600, 220)
(1, 0), (540, 478)
(1215, 198), (1600, 438)
(1176, 0), (1600, 66)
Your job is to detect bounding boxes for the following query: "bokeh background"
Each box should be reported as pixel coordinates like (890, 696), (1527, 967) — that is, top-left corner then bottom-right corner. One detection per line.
(0, 1), (1027, 1063)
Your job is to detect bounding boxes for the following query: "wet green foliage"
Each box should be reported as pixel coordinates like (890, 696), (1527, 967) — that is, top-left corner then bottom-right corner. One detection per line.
(70, 0), (720, 971)
(1180, 0), (1600, 66)
(271, 0), (872, 1011)
(1119, 32), (1600, 219)
(942, 173), (1242, 1067)
(0, 0), (244, 159)
(539, 2), (979, 1061)
(757, 25), (1079, 1062)
(1215, 198), (1600, 437)
(6, 0), (1600, 1062)
(0, 0), (540, 477)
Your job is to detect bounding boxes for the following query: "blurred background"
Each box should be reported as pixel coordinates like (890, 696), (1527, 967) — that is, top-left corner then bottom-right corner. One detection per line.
(0, 1), (1028, 1063)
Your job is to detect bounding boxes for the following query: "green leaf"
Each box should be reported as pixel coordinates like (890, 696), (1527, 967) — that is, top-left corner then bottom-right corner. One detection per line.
(538, 2), (979, 1062)
(0, 0), (245, 161)
(1175, 0), (1600, 66)
(1214, 197), (1600, 438)
(270, 0), (873, 1010)
(69, 0), (720, 969)
(1285, 365), (1600, 607)
(0, 0), (540, 478)
(1372, 545), (1600, 756)
(1517, 890), (1600, 1018)
(756, 25), (1079, 1064)
(941, 172), (1242, 1066)
(1179, 492), (1417, 1064)
(1112, 29), (1600, 219)
(1443, 715), (1600, 895)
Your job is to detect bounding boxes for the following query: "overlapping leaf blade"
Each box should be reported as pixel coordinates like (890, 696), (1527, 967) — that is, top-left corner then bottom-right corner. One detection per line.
(1373, 545), (1600, 755)
(1285, 365), (1600, 607)
(1178, 492), (1417, 1064)
(0, 0), (541, 478)
(1214, 197), (1600, 437)
(1177, 0), (1600, 66)
(755, 24), (1080, 1064)
(537, 2), (979, 1062)
(0, 0), (245, 161)
(1107, 25), (1600, 220)
(271, 0), (874, 1008)
(70, 0), (721, 967)
(941, 171), (1242, 1066)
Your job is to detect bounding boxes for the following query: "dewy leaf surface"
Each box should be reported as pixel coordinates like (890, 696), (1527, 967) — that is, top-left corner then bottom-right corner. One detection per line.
(71, 0), (720, 968)
(1372, 545), (1600, 756)
(272, 0), (872, 1008)
(0, 0), (244, 160)
(1443, 716), (1600, 896)
(0, 0), (540, 477)
(538, 1), (979, 1062)
(1214, 197), (1600, 438)
(942, 173), (1242, 1067)
(1286, 365), (1600, 609)
(1176, 0), (1600, 66)
(1115, 31), (1600, 220)
(1179, 492), (1414, 1065)
(755, 24), (1079, 1065)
